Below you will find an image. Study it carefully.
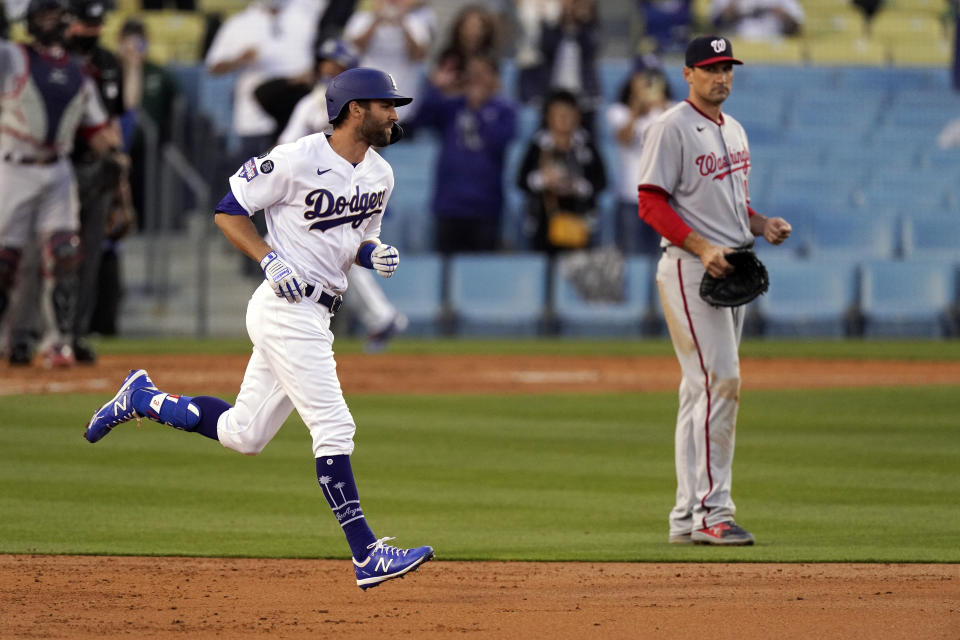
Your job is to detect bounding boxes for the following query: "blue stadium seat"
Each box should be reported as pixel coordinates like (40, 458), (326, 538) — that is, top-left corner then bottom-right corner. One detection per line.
(860, 259), (957, 337)
(197, 71), (236, 138)
(449, 253), (548, 335)
(755, 257), (858, 337)
(901, 215), (960, 261)
(553, 256), (653, 336)
(806, 213), (898, 260)
(376, 253), (443, 335)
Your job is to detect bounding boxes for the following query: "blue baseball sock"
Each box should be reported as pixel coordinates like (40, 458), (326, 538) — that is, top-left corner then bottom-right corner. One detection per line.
(316, 455), (377, 560)
(131, 390), (229, 441)
(189, 396), (231, 440)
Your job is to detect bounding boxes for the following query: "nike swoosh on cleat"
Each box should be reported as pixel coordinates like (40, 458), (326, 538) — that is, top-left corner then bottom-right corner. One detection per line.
(317, 168), (331, 176)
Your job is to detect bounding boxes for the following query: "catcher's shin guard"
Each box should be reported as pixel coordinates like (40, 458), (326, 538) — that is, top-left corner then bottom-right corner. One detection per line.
(44, 232), (82, 335)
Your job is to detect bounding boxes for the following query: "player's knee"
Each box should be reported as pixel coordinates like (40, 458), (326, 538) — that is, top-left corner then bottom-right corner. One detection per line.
(0, 247), (21, 290)
(44, 231), (82, 277)
(218, 423), (270, 456)
(711, 376), (741, 402)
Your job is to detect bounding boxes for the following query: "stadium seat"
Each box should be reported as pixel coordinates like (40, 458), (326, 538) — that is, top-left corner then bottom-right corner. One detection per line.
(806, 213), (898, 260)
(449, 253), (548, 335)
(860, 259), (957, 337)
(804, 7), (867, 39)
(142, 11), (207, 64)
(755, 257), (858, 337)
(728, 38), (805, 65)
(870, 11), (944, 44)
(376, 254), (443, 335)
(806, 36), (887, 66)
(890, 38), (952, 66)
(553, 256), (653, 336)
(901, 215), (960, 261)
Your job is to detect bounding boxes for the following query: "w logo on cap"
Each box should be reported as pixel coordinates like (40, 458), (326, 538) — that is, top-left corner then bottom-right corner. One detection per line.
(711, 39), (727, 53)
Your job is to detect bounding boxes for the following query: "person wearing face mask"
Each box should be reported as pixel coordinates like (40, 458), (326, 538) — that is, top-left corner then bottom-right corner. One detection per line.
(0, 0), (119, 366)
(61, 0), (131, 363)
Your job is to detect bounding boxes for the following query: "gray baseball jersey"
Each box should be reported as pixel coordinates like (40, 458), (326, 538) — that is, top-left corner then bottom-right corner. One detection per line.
(636, 100), (753, 248)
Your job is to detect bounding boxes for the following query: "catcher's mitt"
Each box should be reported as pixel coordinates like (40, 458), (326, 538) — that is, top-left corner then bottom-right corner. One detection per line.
(699, 249), (769, 307)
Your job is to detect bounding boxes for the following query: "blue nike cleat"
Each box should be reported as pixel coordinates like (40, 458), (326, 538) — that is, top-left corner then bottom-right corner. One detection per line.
(353, 537), (434, 590)
(83, 369), (157, 443)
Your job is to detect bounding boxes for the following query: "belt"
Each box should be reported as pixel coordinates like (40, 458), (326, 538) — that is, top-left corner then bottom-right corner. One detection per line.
(3, 152), (63, 165)
(303, 284), (343, 314)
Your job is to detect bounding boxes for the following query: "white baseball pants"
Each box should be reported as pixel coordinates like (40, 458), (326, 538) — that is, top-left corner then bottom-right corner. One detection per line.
(656, 246), (744, 536)
(217, 281), (357, 458)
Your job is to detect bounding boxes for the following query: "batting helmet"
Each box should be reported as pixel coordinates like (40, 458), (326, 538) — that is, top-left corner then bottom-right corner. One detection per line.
(326, 68), (413, 124)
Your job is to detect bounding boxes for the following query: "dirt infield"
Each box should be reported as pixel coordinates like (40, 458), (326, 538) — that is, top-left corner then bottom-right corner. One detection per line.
(4, 352), (960, 396)
(3, 353), (960, 638)
(2, 556), (957, 639)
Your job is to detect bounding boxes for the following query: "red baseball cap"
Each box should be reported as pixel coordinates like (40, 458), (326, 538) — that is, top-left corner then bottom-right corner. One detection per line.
(685, 36), (744, 67)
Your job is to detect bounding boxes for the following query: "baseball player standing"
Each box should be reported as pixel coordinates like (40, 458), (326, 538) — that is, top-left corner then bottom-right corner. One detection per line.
(635, 36), (791, 545)
(83, 68), (433, 590)
(0, 0), (117, 364)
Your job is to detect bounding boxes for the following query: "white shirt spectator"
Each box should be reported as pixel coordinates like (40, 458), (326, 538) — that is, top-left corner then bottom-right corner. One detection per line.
(711, 0), (804, 40)
(343, 3), (434, 116)
(606, 101), (667, 203)
(205, 0), (324, 137)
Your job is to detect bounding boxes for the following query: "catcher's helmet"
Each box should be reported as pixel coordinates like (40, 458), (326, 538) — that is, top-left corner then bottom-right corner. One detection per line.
(326, 68), (412, 124)
(26, 0), (69, 44)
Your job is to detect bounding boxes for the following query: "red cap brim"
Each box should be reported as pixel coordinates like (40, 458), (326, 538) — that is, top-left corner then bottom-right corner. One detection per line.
(692, 56), (744, 67)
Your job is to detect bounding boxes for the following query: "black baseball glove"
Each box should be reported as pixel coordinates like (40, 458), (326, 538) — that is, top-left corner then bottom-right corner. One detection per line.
(699, 249), (769, 307)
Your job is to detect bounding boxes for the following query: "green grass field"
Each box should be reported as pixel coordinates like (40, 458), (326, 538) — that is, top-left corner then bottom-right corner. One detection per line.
(1, 339), (958, 563)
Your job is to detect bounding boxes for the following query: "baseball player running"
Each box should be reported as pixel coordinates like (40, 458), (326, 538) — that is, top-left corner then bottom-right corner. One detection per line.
(83, 68), (433, 590)
(635, 36), (791, 545)
(0, 0), (117, 364)
(279, 38), (408, 351)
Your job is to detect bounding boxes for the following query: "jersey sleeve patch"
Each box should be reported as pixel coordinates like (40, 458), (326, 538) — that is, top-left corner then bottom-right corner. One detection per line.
(239, 157), (258, 182)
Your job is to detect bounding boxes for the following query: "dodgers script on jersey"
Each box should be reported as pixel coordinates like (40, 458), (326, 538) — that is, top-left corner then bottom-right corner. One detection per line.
(636, 100), (752, 248)
(228, 132), (392, 294)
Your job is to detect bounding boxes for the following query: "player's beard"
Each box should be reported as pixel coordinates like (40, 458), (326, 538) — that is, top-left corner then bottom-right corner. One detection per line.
(359, 111), (393, 148)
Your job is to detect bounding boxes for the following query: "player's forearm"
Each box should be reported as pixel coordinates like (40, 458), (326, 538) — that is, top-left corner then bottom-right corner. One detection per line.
(214, 213), (273, 263)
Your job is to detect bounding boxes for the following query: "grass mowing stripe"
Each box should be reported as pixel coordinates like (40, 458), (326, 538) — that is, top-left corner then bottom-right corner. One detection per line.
(0, 388), (957, 562)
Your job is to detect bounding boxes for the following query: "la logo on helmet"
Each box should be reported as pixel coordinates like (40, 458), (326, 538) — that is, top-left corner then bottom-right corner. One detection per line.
(387, 74), (398, 91)
(711, 39), (726, 53)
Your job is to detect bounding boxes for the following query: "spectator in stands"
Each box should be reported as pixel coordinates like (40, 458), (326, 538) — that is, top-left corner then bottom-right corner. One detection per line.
(635, 0), (692, 54)
(607, 57), (672, 255)
(205, 0), (321, 161)
(431, 4), (503, 97)
(414, 55), (517, 254)
(343, 0), (434, 117)
(118, 18), (181, 230)
(516, 89), (606, 254)
(711, 0), (804, 39)
(515, 0), (602, 132)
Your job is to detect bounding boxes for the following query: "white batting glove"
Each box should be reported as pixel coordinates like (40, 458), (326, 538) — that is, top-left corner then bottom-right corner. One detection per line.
(260, 251), (304, 303)
(371, 244), (399, 278)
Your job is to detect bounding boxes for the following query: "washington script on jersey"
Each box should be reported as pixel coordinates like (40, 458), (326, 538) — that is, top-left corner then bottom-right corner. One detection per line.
(695, 149), (750, 180)
(303, 185), (387, 232)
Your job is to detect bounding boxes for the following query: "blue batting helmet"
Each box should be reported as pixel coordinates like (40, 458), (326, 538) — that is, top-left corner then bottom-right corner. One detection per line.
(326, 68), (413, 123)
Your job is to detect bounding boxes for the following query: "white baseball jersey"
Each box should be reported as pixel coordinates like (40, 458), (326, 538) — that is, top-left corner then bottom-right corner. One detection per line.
(227, 133), (391, 294)
(636, 100), (752, 248)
